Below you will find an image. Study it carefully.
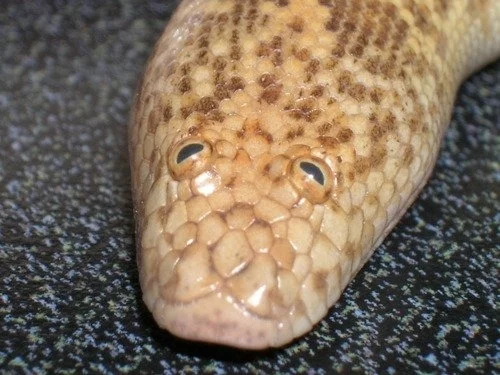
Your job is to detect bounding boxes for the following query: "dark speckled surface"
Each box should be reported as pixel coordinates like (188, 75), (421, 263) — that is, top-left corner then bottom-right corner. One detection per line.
(0, 1), (499, 374)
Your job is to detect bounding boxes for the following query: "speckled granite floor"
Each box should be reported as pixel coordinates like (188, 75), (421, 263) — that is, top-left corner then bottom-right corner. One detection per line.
(0, 1), (498, 374)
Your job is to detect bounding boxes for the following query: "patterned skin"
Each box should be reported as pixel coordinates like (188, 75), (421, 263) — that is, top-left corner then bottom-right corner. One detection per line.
(130, 0), (500, 349)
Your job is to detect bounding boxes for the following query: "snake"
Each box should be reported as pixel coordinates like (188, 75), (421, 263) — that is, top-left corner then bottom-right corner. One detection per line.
(129, 0), (500, 349)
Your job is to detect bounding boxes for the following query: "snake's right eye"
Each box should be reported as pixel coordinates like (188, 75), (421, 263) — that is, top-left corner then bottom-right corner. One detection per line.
(288, 156), (332, 204)
(168, 138), (213, 180)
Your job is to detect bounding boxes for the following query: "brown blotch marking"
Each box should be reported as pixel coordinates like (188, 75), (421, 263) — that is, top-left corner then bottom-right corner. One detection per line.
(332, 44), (346, 58)
(214, 71), (225, 85)
(261, 85), (283, 104)
(275, 0), (289, 6)
(272, 52), (283, 67)
(433, 0), (448, 15)
(262, 162), (271, 175)
(403, 146), (414, 166)
(227, 76), (246, 92)
(366, 0), (381, 11)
(370, 111), (397, 141)
(181, 105), (193, 120)
(195, 97), (219, 114)
(370, 87), (384, 104)
(413, 4), (435, 33)
(312, 272), (328, 294)
(163, 104), (173, 124)
(318, 136), (339, 149)
(288, 16), (305, 33)
(379, 54), (397, 79)
(198, 34), (210, 49)
(350, 44), (365, 58)
(348, 83), (366, 101)
(343, 19), (357, 34)
(214, 83), (230, 100)
(197, 49), (209, 65)
(337, 30), (351, 45)
(334, 171), (344, 187)
(359, 22), (373, 44)
(256, 36), (284, 66)
(383, 2), (397, 18)
(325, 57), (339, 70)
(354, 157), (370, 175)
(383, 112), (397, 132)
(293, 47), (311, 61)
(213, 56), (227, 71)
(337, 71), (353, 94)
(261, 14), (270, 26)
(318, 0), (333, 7)
(246, 3), (259, 33)
(311, 85), (325, 98)
(179, 63), (192, 75)
(230, 29), (239, 44)
(370, 146), (386, 167)
(232, 3), (244, 25)
(147, 107), (161, 132)
(336, 128), (353, 143)
(288, 98), (321, 122)
(317, 122), (333, 135)
(325, 5), (347, 33)
(256, 41), (271, 57)
(305, 59), (321, 82)
(238, 119), (274, 143)
(271, 35), (282, 49)
(393, 19), (409, 47)
(217, 12), (229, 25)
(154, 156), (165, 181)
(178, 76), (191, 94)
(307, 59), (321, 75)
(366, 56), (380, 75)
(259, 73), (277, 88)
(150, 149), (157, 165)
(286, 126), (305, 140)
(374, 19), (391, 49)
(207, 110), (226, 123)
(230, 45), (242, 60)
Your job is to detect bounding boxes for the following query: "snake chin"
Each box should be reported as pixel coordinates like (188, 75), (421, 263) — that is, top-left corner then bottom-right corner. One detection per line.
(149, 290), (299, 349)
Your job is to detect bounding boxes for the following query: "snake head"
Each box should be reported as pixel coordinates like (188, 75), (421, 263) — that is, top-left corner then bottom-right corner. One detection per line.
(136, 124), (357, 349)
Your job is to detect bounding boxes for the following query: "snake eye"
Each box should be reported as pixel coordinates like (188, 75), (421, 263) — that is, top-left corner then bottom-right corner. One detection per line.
(299, 161), (325, 185)
(176, 143), (205, 164)
(289, 157), (332, 203)
(169, 138), (213, 180)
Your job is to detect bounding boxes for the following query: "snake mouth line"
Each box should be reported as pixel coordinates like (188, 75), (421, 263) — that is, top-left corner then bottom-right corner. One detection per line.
(150, 288), (303, 349)
(154, 284), (286, 322)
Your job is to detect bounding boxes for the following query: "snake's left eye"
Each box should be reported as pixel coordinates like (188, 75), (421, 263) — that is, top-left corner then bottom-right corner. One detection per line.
(169, 138), (213, 180)
(288, 156), (332, 203)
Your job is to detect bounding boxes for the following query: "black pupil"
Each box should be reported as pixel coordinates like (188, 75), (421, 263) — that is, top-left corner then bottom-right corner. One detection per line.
(176, 143), (204, 164)
(299, 161), (325, 185)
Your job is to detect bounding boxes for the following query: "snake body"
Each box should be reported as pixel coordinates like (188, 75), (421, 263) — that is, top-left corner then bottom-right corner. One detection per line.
(130, 0), (500, 349)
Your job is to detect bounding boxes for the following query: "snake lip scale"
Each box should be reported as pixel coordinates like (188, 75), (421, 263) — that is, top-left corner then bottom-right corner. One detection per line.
(130, 0), (500, 349)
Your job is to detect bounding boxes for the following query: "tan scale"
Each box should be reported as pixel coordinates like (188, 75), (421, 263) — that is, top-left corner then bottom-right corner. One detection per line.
(130, 0), (500, 349)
